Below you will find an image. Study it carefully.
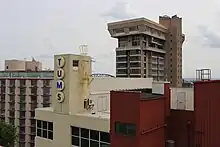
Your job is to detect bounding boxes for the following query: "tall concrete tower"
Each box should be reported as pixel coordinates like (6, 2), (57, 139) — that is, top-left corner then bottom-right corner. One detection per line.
(52, 54), (92, 114)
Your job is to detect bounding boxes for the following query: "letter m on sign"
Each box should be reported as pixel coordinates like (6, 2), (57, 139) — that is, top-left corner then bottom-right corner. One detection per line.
(56, 81), (63, 89)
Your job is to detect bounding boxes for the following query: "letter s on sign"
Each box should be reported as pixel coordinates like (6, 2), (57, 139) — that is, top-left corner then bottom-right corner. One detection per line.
(56, 92), (65, 103)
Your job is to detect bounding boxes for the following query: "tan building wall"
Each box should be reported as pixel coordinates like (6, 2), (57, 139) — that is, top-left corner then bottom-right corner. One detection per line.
(5, 60), (26, 71)
(5, 59), (42, 71)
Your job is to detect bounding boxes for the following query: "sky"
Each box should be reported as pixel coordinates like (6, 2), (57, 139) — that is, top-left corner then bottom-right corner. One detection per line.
(0, 0), (220, 78)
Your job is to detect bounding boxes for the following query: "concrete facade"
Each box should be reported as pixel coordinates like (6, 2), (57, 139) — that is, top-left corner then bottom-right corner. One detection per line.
(0, 71), (53, 147)
(5, 59), (42, 71)
(108, 15), (185, 87)
(34, 53), (168, 147)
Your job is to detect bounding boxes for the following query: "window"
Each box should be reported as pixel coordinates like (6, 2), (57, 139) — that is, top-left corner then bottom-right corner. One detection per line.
(36, 120), (53, 140)
(73, 60), (79, 67)
(71, 126), (110, 147)
(115, 122), (136, 136)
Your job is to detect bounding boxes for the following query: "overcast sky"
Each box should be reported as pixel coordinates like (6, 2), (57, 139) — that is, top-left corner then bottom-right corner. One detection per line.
(0, 0), (220, 78)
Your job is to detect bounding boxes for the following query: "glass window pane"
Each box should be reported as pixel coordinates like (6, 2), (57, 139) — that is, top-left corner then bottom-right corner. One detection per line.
(81, 128), (89, 138)
(43, 121), (47, 129)
(48, 131), (53, 140)
(37, 129), (41, 137)
(43, 130), (47, 138)
(90, 130), (99, 141)
(48, 122), (53, 131)
(37, 120), (41, 128)
(115, 122), (126, 134)
(72, 136), (79, 146)
(81, 138), (89, 147)
(100, 142), (110, 147)
(72, 126), (79, 136)
(100, 131), (110, 143)
(127, 124), (136, 136)
(90, 140), (99, 147)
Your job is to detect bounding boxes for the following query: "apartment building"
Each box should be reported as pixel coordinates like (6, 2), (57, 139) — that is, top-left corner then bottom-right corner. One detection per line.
(108, 15), (185, 87)
(0, 59), (53, 147)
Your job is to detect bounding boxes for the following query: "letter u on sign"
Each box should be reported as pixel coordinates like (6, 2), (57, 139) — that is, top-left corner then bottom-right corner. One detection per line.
(56, 69), (64, 79)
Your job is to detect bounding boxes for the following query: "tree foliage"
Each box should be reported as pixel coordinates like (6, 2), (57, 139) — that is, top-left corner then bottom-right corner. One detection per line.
(0, 121), (18, 147)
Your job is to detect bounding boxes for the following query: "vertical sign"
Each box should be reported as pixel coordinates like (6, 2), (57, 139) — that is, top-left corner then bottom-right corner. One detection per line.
(56, 56), (65, 103)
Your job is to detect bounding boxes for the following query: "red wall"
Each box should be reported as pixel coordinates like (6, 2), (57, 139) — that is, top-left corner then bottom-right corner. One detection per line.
(110, 91), (140, 147)
(194, 80), (220, 147)
(167, 110), (194, 147)
(110, 90), (166, 147)
(140, 98), (166, 147)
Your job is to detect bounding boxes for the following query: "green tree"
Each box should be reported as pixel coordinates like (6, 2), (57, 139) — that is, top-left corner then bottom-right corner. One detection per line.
(0, 121), (18, 147)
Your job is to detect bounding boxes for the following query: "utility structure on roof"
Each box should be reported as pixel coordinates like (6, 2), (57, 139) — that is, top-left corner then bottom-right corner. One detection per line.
(107, 15), (185, 87)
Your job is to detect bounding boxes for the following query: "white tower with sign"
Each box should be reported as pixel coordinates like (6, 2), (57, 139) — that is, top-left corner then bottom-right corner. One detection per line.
(52, 54), (92, 114)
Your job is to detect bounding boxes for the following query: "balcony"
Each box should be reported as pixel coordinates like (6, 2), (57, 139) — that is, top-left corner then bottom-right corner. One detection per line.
(8, 84), (15, 88)
(19, 128), (26, 134)
(19, 135), (26, 142)
(43, 80), (51, 88)
(8, 91), (15, 95)
(20, 103), (26, 111)
(9, 96), (15, 103)
(9, 106), (15, 111)
(19, 119), (26, 127)
(30, 104), (37, 110)
(42, 93), (51, 97)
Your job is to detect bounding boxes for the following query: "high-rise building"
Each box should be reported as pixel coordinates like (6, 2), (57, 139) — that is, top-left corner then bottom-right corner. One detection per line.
(107, 15), (185, 87)
(0, 59), (53, 147)
(159, 15), (185, 87)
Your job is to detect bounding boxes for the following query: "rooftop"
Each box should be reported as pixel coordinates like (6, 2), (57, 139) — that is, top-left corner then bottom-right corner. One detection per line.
(107, 17), (167, 30)
(0, 70), (53, 78)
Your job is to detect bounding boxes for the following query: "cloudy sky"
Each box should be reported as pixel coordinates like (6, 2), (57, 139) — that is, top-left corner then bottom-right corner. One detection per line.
(0, 0), (220, 78)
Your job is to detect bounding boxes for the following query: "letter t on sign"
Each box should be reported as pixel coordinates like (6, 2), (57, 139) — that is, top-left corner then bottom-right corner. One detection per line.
(56, 56), (65, 68)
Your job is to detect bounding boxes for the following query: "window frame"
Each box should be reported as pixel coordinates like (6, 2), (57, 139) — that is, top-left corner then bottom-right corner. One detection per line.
(36, 120), (53, 140)
(115, 122), (136, 136)
(71, 126), (110, 147)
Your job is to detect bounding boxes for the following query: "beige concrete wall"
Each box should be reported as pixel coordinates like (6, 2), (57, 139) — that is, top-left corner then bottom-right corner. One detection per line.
(5, 59), (42, 71)
(35, 108), (109, 147)
(170, 87), (194, 110)
(90, 77), (153, 92)
(5, 60), (26, 71)
(25, 61), (42, 71)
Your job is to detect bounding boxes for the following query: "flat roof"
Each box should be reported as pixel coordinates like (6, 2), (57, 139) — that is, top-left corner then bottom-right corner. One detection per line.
(0, 71), (53, 78)
(108, 17), (167, 30)
(140, 93), (164, 101)
(76, 111), (110, 120)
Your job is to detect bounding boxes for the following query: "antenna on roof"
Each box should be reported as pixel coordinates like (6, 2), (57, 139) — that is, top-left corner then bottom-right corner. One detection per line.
(79, 45), (88, 56)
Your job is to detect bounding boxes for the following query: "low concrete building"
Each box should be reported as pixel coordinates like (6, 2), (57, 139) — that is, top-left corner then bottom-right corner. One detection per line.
(35, 53), (169, 147)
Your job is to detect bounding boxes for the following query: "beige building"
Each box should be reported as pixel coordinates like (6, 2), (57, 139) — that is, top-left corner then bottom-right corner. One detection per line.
(0, 59), (53, 147)
(35, 53), (168, 147)
(5, 58), (42, 71)
(107, 15), (185, 87)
